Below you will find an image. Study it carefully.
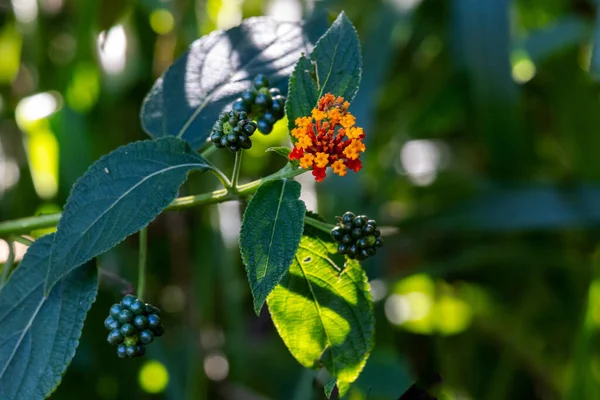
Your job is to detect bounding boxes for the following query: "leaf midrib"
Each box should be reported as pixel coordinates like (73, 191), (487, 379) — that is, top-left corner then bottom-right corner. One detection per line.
(259, 180), (288, 280)
(49, 162), (207, 285)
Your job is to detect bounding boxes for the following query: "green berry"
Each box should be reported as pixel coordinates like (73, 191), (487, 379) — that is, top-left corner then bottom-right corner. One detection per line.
(365, 235), (376, 247)
(130, 299), (144, 315)
(107, 329), (124, 345)
(121, 294), (136, 308)
(117, 344), (127, 358)
(253, 74), (269, 88)
(120, 323), (136, 337)
(140, 330), (154, 345)
(104, 316), (120, 331)
(117, 309), (134, 324)
(109, 304), (122, 318)
(134, 315), (149, 330)
(124, 335), (138, 346)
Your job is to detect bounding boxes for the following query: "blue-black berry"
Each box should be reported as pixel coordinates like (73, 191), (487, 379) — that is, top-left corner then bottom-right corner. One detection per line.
(104, 294), (165, 358)
(210, 108), (257, 153)
(331, 213), (383, 260)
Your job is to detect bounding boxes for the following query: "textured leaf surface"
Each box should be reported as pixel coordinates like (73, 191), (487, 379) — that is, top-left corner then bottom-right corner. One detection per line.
(240, 179), (306, 314)
(286, 12), (362, 131)
(45, 137), (211, 293)
(0, 235), (98, 400)
(141, 16), (326, 149)
(267, 233), (374, 397)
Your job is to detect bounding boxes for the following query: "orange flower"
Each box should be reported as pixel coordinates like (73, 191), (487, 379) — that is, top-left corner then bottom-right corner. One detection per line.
(289, 93), (366, 182)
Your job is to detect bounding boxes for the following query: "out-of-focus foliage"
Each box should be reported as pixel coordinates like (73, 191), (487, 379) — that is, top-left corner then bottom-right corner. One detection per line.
(4, 0), (600, 399)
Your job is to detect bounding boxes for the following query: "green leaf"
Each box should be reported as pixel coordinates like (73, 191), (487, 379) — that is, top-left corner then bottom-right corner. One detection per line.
(240, 179), (306, 314)
(45, 137), (211, 293)
(141, 15), (327, 150)
(286, 12), (362, 131)
(0, 234), (98, 400)
(286, 55), (319, 132)
(266, 146), (292, 159)
(267, 233), (374, 398)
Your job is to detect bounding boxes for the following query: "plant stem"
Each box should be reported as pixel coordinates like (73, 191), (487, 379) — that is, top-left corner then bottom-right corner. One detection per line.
(10, 235), (33, 246)
(137, 227), (148, 300)
(304, 216), (335, 234)
(0, 166), (308, 236)
(0, 241), (15, 290)
(207, 164), (231, 188)
(231, 151), (243, 191)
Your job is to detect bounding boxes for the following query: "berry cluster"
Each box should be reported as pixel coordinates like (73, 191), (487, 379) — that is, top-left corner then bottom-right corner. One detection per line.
(232, 74), (286, 134)
(210, 110), (258, 152)
(104, 294), (164, 358)
(331, 212), (384, 260)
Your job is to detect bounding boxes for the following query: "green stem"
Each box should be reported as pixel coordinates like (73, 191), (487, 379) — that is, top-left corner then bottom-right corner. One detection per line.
(304, 216), (335, 234)
(0, 241), (15, 290)
(207, 165), (231, 188)
(231, 151), (243, 191)
(137, 227), (148, 300)
(10, 235), (33, 246)
(0, 166), (308, 236)
(200, 143), (217, 158)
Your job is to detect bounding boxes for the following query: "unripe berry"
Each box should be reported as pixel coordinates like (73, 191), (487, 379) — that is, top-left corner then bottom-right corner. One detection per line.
(124, 335), (139, 346)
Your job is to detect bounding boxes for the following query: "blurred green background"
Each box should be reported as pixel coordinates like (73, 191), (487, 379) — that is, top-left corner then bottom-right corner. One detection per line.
(3, 0), (600, 399)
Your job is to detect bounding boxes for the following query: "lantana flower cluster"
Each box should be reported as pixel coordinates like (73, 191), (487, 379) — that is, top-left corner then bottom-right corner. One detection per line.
(289, 93), (366, 182)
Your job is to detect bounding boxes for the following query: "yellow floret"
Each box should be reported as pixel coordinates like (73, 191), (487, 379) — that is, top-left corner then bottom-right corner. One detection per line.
(299, 153), (315, 169)
(346, 126), (363, 140)
(297, 135), (313, 150)
(312, 109), (327, 121)
(332, 159), (347, 176)
(340, 114), (356, 129)
(343, 140), (366, 160)
(314, 152), (329, 168)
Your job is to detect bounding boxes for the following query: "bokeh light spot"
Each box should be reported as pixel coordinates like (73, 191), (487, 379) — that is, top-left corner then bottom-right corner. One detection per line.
(203, 353), (229, 381)
(150, 9), (175, 35)
(139, 360), (169, 393)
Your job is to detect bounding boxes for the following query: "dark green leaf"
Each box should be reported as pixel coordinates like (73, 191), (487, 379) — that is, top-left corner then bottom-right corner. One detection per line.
(45, 137), (211, 293)
(286, 12), (362, 131)
(240, 179), (306, 314)
(141, 16), (327, 149)
(267, 233), (374, 398)
(0, 235), (98, 400)
(286, 55), (319, 131)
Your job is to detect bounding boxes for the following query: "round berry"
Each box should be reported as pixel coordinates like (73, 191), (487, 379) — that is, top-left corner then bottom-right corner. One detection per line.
(228, 117), (238, 127)
(269, 87), (281, 97)
(254, 93), (272, 109)
(134, 315), (149, 330)
(104, 316), (120, 331)
(120, 323), (136, 337)
(130, 299), (145, 315)
(124, 335), (139, 346)
(351, 228), (363, 239)
(353, 216), (367, 228)
(241, 89), (256, 104)
(338, 243), (348, 254)
(263, 111), (276, 125)
(145, 304), (161, 315)
(219, 112), (229, 122)
(375, 237), (384, 247)
(107, 329), (124, 345)
(227, 133), (237, 144)
(148, 314), (161, 329)
(121, 294), (136, 308)
(109, 304), (122, 318)
(219, 136), (229, 148)
(126, 345), (137, 358)
(117, 309), (134, 324)
(362, 224), (375, 235)
(343, 222), (353, 232)
(135, 344), (146, 357)
(342, 212), (355, 224)
(360, 249), (370, 259)
(152, 325), (165, 337)
(239, 111), (248, 120)
(232, 100), (247, 112)
(253, 74), (269, 88)
(257, 119), (272, 134)
(239, 136), (252, 149)
(356, 237), (368, 249)
(342, 234), (353, 245)
(117, 344), (127, 358)
(331, 226), (344, 241)
(243, 123), (257, 136)
(210, 131), (223, 144)
(365, 235), (376, 247)
(367, 247), (377, 256)
(374, 228), (381, 237)
(229, 144), (240, 152)
(348, 245), (358, 258)
(140, 330), (154, 345)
